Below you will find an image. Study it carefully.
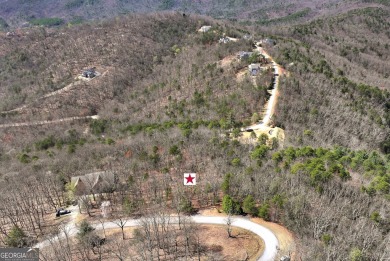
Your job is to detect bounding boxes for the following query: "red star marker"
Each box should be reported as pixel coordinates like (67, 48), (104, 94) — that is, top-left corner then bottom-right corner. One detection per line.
(186, 175), (194, 183)
(184, 173), (196, 186)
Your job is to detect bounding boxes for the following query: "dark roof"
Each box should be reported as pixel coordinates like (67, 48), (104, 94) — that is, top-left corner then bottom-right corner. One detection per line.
(238, 51), (253, 59)
(83, 68), (95, 73)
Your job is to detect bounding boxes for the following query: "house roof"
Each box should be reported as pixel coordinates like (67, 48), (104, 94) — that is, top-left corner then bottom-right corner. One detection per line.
(238, 51), (253, 58)
(83, 68), (95, 73)
(101, 201), (111, 207)
(198, 26), (211, 32)
(248, 63), (261, 70)
(71, 171), (116, 190)
(219, 37), (230, 43)
(249, 64), (261, 75)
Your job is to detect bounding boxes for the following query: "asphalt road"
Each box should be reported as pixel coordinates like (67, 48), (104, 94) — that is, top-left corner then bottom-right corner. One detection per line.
(35, 215), (279, 261)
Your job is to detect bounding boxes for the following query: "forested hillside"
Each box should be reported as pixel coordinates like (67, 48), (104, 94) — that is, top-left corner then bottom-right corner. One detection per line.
(1, 0), (390, 27)
(0, 5), (389, 261)
(0, 13), (202, 119)
(270, 7), (390, 151)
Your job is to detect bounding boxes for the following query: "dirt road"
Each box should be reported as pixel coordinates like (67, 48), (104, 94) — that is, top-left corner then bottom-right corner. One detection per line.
(0, 115), (99, 128)
(248, 46), (281, 130)
(1, 71), (106, 116)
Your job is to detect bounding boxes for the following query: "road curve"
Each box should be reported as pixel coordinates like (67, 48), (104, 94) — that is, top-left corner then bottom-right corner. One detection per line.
(35, 215), (279, 261)
(190, 215), (279, 261)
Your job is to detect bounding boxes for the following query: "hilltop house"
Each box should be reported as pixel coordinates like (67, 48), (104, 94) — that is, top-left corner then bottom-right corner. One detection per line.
(71, 171), (117, 195)
(219, 37), (230, 44)
(82, 68), (96, 78)
(6, 31), (16, 37)
(237, 51), (253, 60)
(198, 25), (211, 33)
(248, 63), (261, 76)
(243, 34), (252, 40)
(258, 38), (276, 46)
(264, 38), (276, 45)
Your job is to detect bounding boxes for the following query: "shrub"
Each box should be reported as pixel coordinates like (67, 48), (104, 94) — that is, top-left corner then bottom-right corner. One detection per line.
(5, 226), (27, 247)
(222, 195), (241, 214)
(78, 220), (95, 238)
(35, 135), (56, 150)
(169, 145), (180, 155)
(90, 119), (108, 135)
(242, 195), (257, 215)
(258, 133), (269, 145)
(231, 158), (241, 166)
(258, 203), (270, 221)
(105, 138), (115, 145)
(68, 144), (76, 154)
(349, 247), (364, 261)
(17, 153), (31, 164)
(251, 112), (260, 123)
(321, 233), (332, 245)
(251, 145), (269, 159)
(272, 151), (283, 163)
(370, 211), (381, 223)
(221, 173), (232, 194)
(123, 198), (137, 215)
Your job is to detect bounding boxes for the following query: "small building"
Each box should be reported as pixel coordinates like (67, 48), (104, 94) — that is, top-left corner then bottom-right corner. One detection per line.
(198, 25), (212, 33)
(219, 37), (230, 44)
(258, 38), (276, 46)
(6, 31), (16, 37)
(248, 63), (261, 76)
(100, 201), (112, 218)
(237, 51), (253, 60)
(21, 22), (30, 28)
(243, 34), (252, 40)
(82, 68), (96, 78)
(264, 38), (276, 45)
(280, 256), (290, 261)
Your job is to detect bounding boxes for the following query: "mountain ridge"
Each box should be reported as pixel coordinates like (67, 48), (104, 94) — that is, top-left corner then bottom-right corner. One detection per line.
(1, 0), (390, 28)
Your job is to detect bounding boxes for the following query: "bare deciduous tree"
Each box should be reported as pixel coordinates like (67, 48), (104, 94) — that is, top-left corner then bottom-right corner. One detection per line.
(113, 218), (127, 240)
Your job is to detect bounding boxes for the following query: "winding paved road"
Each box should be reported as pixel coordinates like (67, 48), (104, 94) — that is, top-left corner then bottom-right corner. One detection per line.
(190, 215), (279, 261)
(35, 215), (279, 261)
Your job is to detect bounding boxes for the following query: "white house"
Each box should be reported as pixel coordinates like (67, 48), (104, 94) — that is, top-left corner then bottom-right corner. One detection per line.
(198, 26), (212, 33)
(248, 63), (261, 76)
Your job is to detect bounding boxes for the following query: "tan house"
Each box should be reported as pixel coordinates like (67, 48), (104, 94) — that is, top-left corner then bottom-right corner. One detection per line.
(71, 171), (116, 195)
